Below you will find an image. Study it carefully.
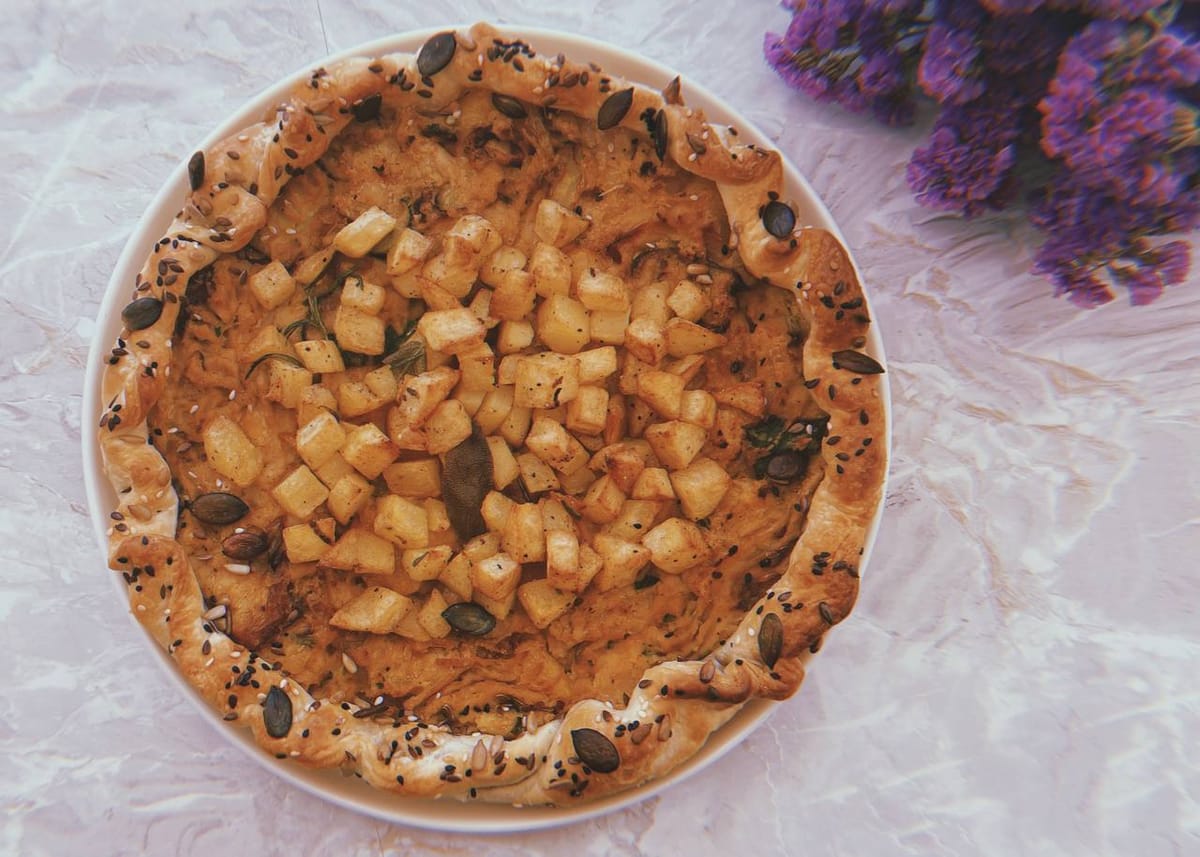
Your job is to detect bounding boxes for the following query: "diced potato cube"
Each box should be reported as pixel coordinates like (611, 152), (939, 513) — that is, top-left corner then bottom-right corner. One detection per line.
(457, 343), (495, 392)
(536, 294), (590, 354)
(471, 552), (521, 601)
(341, 422), (399, 478)
(341, 276), (387, 315)
(298, 383), (338, 425)
(391, 606), (432, 641)
(665, 318), (727, 357)
(479, 490), (515, 532)
(457, 388), (486, 417)
(472, 587), (517, 622)
(581, 474), (625, 524)
(334, 206), (397, 257)
(605, 499), (662, 541)
(272, 464), (329, 518)
(314, 453), (355, 489)
(667, 279), (712, 321)
(625, 318), (666, 365)
(479, 246), (527, 288)
(516, 452), (559, 494)
(539, 498), (574, 532)
(449, 214), (502, 256)
(391, 367), (460, 428)
(203, 415), (263, 487)
(386, 228), (434, 275)
(592, 534), (651, 591)
(490, 270), (536, 321)
(327, 473), (372, 524)
(631, 466), (676, 501)
(262, 361), (312, 410)
(502, 503), (545, 562)
(518, 579), (575, 629)
(499, 404), (532, 447)
(248, 260), (296, 310)
(334, 304), (386, 355)
(524, 416), (589, 475)
(636, 370), (685, 419)
(588, 309), (629, 345)
(417, 308), (487, 355)
(424, 497), (454, 547)
(529, 242), (572, 297)
(417, 273), (465, 308)
(294, 339), (346, 373)
(417, 588), (453, 638)
(467, 287), (494, 325)
(558, 466), (597, 495)
(680, 389), (717, 429)
(467, 441), (512, 494)
(382, 458), (441, 498)
(576, 269), (629, 312)
(318, 529), (396, 575)
(292, 246), (335, 287)
(329, 586), (412, 633)
(496, 354), (521, 386)
(282, 520), (335, 563)
(337, 381), (385, 419)
(713, 381), (767, 418)
(363, 365), (398, 401)
(667, 354), (707, 385)
(439, 553), (473, 600)
(626, 398), (655, 438)
(591, 441), (651, 493)
(297, 411), (346, 470)
(425, 399), (472, 455)
(566, 385), (609, 436)
(496, 320), (535, 355)
(401, 545), (452, 581)
(575, 347), (618, 383)
(472, 386), (513, 435)
(644, 420), (708, 470)
(642, 517), (710, 573)
(514, 353), (580, 408)
(669, 458), (732, 520)
(534, 198), (589, 247)
(546, 529), (590, 593)
(373, 494), (429, 549)
(631, 280), (672, 325)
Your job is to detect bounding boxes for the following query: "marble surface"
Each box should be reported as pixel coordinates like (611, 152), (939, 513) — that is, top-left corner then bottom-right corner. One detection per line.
(2, 0), (1197, 854)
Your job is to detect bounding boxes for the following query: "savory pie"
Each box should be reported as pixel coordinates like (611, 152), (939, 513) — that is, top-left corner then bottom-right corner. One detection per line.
(97, 22), (887, 805)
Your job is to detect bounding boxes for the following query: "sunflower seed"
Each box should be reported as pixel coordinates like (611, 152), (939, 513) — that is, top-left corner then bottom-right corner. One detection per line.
(762, 200), (796, 239)
(191, 492), (249, 525)
(187, 151), (205, 191)
(758, 612), (783, 669)
(417, 31), (456, 78)
(571, 728), (620, 773)
(832, 349), (885, 375)
(441, 602), (496, 636)
(596, 87), (634, 130)
(263, 685), (293, 738)
(121, 296), (163, 331)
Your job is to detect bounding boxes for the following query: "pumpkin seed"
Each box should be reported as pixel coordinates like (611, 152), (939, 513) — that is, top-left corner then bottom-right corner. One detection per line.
(187, 151), (205, 191)
(570, 727), (620, 773)
(763, 200), (796, 239)
(491, 93), (528, 119)
(263, 685), (293, 738)
(351, 92), (382, 122)
(765, 450), (805, 483)
(652, 109), (668, 160)
(121, 296), (163, 331)
(191, 492), (249, 525)
(831, 349), (885, 375)
(662, 75), (682, 105)
(221, 530), (269, 561)
(417, 31), (456, 78)
(596, 87), (634, 130)
(441, 602), (497, 636)
(441, 428), (493, 541)
(758, 612), (783, 668)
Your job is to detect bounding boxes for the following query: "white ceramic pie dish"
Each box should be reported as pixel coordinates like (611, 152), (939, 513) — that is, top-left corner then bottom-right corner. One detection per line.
(82, 24), (890, 833)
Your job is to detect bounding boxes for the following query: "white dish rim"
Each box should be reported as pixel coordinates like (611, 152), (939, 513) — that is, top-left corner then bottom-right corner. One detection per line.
(81, 22), (891, 833)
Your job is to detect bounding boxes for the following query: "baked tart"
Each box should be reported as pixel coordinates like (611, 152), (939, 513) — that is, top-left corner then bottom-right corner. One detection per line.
(97, 23), (887, 805)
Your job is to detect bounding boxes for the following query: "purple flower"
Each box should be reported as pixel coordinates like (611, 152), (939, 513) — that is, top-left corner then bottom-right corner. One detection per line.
(918, 21), (985, 104)
(907, 96), (1021, 216)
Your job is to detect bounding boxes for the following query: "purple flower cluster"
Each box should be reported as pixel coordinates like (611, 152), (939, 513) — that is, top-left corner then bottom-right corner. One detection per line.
(764, 0), (1200, 306)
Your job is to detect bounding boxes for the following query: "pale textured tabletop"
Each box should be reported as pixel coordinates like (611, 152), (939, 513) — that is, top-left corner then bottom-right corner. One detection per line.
(2, 1), (1197, 855)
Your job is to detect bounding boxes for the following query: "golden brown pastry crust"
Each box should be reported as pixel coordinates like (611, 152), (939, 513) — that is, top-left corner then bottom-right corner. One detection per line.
(97, 22), (886, 805)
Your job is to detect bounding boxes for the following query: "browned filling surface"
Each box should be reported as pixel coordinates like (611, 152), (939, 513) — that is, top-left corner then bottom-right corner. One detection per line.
(148, 91), (828, 736)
